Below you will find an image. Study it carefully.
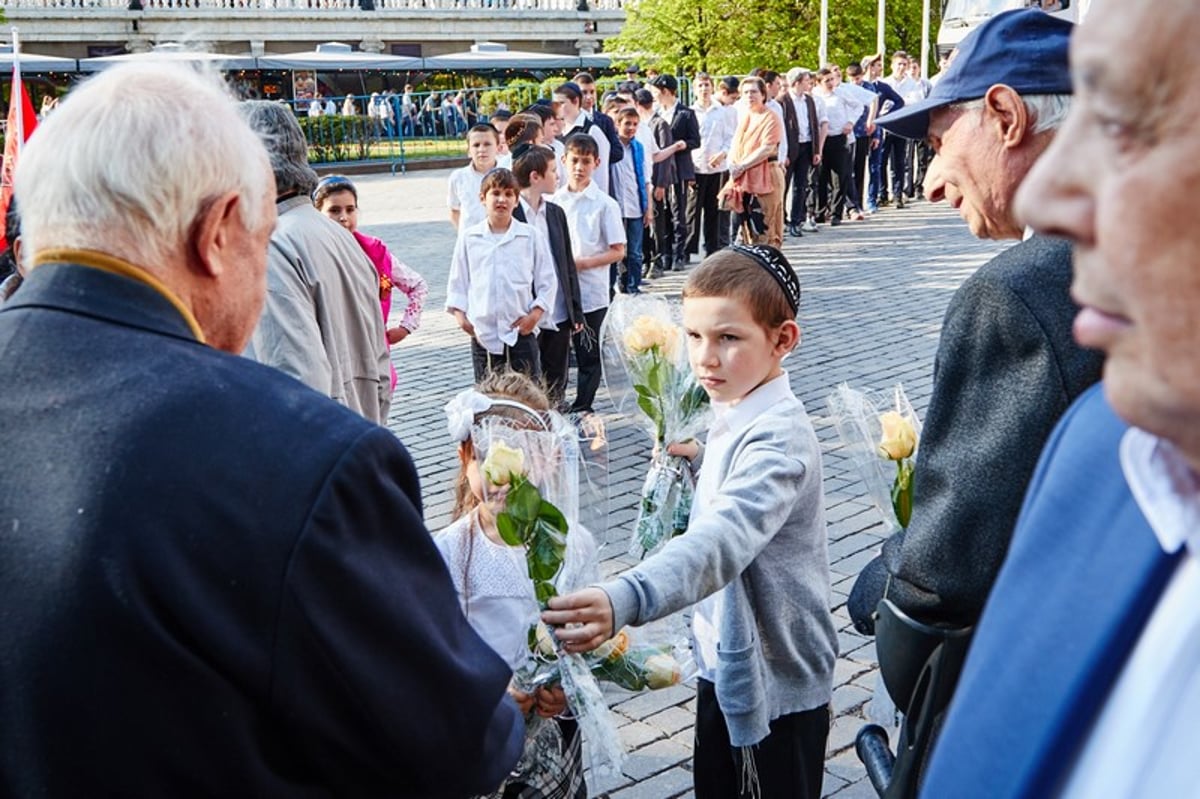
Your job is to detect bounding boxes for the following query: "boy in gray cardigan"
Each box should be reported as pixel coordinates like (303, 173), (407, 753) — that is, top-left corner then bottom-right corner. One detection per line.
(545, 244), (837, 798)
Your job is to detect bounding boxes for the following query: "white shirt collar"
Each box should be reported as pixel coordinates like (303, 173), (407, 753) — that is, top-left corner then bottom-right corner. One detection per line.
(710, 372), (794, 439)
(1120, 427), (1200, 556)
(464, 217), (531, 242)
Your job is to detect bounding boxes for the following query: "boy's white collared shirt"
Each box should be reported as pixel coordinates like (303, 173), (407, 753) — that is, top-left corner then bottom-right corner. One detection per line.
(692, 372), (795, 681)
(446, 164), (488, 232)
(549, 181), (625, 313)
(444, 218), (558, 355)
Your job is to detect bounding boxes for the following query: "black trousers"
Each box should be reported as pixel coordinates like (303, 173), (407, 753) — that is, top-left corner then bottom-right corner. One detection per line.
(853, 135), (872, 210)
(687, 171), (726, 257)
(471, 335), (541, 383)
(786, 142), (814, 226)
(569, 308), (606, 414)
(652, 188), (674, 271)
(883, 132), (908, 200)
(694, 679), (830, 799)
(817, 134), (850, 221)
(538, 323), (573, 407)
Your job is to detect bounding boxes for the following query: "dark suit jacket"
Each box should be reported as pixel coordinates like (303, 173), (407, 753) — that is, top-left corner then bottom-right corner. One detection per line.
(920, 386), (1178, 797)
(849, 236), (1104, 630)
(0, 262), (523, 797)
(647, 114), (678, 189)
(663, 103), (702, 183)
(780, 93), (801, 164)
(515, 199), (584, 326)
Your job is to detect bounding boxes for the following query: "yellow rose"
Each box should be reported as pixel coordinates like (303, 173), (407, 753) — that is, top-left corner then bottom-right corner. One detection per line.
(481, 441), (526, 486)
(878, 411), (917, 461)
(593, 629), (631, 662)
(533, 622), (558, 658)
(644, 653), (682, 689)
(623, 315), (678, 358)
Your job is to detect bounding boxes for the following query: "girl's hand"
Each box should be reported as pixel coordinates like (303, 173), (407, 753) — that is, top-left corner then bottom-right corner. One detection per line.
(387, 326), (410, 345)
(541, 588), (614, 654)
(508, 685), (535, 715)
(533, 684), (568, 718)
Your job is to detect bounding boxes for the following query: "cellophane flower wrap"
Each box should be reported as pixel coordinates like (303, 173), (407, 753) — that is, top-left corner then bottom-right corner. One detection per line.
(826, 383), (922, 533)
(601, 294), (712, 559)
(472, 412), (627, 779)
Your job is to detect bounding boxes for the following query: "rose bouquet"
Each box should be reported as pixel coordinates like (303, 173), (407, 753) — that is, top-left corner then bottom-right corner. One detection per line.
(602, 294), (712, 559)
(827, 383), (922, 532)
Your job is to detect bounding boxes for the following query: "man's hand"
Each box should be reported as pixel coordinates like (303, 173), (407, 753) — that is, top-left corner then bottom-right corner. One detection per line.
(708, 152), (727, 169)
(509, 685), (535, 715)
(653, 186), (666, 202)
(512, 307), (543, 336)
(812, 153), (822, 165)
(533, 684), (567, 718)
(542, 588), (614, 654)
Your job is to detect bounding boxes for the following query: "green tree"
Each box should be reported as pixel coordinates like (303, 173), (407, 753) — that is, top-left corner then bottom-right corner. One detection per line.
(604, 0), (941, 76)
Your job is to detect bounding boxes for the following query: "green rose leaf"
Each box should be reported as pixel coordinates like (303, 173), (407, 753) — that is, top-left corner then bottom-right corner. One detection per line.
(496, 512), (523, 547)
(508, 479), (541, 524)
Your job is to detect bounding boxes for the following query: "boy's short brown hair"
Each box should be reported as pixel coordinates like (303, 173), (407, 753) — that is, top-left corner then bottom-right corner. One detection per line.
(683, 248), (798, 330)
(467, 123), (499, 142)
(563, 133), (599, 160)
(479, 167), (520, 196)
(511, 145), (556, 188)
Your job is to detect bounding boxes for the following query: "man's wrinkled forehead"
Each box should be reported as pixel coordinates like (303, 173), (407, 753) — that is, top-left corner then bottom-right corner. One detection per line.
(1071, 0), (1187, 123)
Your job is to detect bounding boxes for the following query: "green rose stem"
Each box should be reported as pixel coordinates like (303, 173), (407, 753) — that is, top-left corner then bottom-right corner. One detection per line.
(494, 474), (569, 605)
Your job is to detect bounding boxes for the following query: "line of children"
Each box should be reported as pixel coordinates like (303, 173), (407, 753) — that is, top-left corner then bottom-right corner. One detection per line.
(446, 168), (559, 383)
(544, 245), (837, 799)
(312, 174), (428, 393)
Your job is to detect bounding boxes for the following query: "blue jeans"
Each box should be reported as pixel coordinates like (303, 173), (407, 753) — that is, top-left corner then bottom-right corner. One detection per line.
(620, 216), (645, 293)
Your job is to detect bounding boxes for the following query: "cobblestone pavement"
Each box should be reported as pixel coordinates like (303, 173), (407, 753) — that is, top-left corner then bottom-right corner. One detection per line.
(351, 169), (1007, 798)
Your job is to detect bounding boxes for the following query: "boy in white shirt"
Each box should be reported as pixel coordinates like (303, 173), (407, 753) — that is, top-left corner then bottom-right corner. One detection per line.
(447, 124), (501, 232)
(549, 134), (626, 414)
(446, 168), (558, 382)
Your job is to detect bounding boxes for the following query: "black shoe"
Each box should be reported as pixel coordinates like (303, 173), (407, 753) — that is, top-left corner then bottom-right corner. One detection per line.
(788, 224), (803, 237)
(896, 195), (906, 209)
(830, 217), (842, 227)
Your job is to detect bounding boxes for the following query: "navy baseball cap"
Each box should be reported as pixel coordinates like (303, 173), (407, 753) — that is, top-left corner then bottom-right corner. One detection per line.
(877, 8), (1074, 141)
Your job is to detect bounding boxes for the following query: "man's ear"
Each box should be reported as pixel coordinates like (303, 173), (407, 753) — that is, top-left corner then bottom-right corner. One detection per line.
(190, 191), (243, 278)
(983, 84), (1030, 150)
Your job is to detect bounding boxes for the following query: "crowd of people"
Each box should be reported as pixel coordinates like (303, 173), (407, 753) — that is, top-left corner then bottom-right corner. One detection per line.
(5, 0), (1200, 797)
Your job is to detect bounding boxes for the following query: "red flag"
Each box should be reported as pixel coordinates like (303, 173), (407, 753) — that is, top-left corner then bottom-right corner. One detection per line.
(0, 58), (38, 244)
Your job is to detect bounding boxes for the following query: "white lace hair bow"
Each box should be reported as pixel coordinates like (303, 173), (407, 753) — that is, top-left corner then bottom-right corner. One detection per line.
(444, 388), (549, 442)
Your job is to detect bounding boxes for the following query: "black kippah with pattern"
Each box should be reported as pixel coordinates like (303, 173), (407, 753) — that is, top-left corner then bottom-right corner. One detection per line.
(729, 243), (801, 315)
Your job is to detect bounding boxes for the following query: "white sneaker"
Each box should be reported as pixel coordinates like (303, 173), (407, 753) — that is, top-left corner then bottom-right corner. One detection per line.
(801, 219), (818, 233)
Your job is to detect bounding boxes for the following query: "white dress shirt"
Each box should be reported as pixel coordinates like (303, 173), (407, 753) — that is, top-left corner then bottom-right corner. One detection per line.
(789, 91), (828, 144)
(692, 100), (737, 175)
(518, 196), (569, 326)
(1061, 429), (1200, 799)
(446, 164), (488, 231)
(562, 109), (611, 193)
(444, 217), (558, 355)
(549, 180), (625, 313)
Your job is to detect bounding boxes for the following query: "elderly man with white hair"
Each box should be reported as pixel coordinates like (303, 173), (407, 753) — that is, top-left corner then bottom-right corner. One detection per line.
(0, 64), (523, 797)
(238, 100), (391, 425)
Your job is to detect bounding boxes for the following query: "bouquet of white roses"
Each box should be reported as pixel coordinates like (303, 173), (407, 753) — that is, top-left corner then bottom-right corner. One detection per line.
(602, 294), (712, 559)
(827, 383), (922, 532)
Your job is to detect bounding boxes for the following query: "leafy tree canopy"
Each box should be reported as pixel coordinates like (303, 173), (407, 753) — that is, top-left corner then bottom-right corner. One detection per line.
(604, 0), (941, 76)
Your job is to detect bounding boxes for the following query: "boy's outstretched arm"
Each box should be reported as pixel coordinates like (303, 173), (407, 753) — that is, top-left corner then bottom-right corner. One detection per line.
(543, 588), (614, 654)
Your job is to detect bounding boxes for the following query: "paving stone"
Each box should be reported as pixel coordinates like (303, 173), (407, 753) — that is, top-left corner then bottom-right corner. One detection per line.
(619, 738), (692, 781)
(607, 765), (693, 798)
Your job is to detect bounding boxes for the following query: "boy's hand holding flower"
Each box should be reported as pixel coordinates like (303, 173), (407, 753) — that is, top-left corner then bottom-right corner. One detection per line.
(542, 588), (615, 654)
